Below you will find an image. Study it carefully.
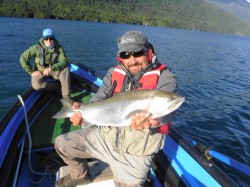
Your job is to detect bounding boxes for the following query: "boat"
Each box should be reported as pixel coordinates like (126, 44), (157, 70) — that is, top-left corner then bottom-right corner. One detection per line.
(0, 62), (248, 187)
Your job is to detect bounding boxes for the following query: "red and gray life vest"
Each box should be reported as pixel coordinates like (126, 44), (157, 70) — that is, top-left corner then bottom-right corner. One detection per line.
(111, 63), (171, 134)
(111, 64), (166, 94)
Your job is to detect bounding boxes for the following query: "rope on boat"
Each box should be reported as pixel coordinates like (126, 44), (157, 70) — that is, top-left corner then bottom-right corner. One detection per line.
(17, 95), (51, 184)
(12, 135), (26, 187)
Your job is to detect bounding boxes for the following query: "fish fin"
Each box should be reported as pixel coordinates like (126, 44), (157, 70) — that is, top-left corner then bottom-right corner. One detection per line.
(60, 99), (73, 108)
(137, 113), (153, 127)
(125, 110), (149, 118)
(52, 107), (70, 119)
(52, 99), (75, 119)
(81, 120), (95, 129)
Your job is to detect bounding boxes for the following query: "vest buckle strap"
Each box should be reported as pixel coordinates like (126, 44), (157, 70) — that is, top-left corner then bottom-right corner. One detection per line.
(125, 82), (132, 91)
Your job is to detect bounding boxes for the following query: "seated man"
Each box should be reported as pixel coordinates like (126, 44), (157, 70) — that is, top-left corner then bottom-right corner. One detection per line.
(55, 30), (178, 187)
(19, 28), (73, 103)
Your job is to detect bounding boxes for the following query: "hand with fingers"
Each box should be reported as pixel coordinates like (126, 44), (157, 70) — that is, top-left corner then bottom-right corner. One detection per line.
(72, 102), (81, 109)
(130, 113), (159, 130)
(31, 71), (42, 77)
(70, 102), (84, 126)
(43, 67), (52, 76)
(70, 111), (82, 126)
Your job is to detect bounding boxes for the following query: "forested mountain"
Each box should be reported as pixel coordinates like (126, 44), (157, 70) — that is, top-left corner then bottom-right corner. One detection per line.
(1, 0), (250, 36)
(205, 0), (250, 23)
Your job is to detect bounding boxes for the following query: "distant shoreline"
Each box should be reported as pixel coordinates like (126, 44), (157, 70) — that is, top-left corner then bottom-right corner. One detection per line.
(1, 0), (250, 36)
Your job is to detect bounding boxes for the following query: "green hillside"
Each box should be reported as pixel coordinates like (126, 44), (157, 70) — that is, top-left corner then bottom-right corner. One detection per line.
(1, 0), (250, 35)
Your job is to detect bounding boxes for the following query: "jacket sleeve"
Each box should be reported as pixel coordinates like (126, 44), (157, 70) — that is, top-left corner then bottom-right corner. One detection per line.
(51, 45), (68, 71)
(89, 67), (114, 103)
(19, 45), (37, 75)
(157, 68), (179, 124)
(156, 68), (178, 93)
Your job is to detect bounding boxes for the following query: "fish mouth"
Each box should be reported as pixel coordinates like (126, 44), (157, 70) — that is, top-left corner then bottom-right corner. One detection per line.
(152, 96), (185, 118)
(170, 97), (185, 112)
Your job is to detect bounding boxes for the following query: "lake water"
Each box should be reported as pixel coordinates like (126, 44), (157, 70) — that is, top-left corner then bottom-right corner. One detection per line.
(0, 17), (249, 186)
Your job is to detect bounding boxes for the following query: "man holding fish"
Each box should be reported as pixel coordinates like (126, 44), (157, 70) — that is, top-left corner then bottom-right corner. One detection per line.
(54, 31), (183, 187)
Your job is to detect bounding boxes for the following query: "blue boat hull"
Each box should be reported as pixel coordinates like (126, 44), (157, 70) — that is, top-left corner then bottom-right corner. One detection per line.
(0, 62), (238, 187)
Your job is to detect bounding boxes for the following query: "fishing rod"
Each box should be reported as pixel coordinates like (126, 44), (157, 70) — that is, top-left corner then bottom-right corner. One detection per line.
(191, 140), (250, 176)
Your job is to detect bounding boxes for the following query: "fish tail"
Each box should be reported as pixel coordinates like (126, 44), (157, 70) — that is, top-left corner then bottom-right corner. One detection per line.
(52, 107), (71, 119)
(60, 99), (74, 108)
(52, 99), (75, 119)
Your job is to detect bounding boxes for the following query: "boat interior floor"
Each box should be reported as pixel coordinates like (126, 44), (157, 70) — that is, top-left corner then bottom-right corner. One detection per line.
(30, 88), (91, 148)
(17, 89), (159, 186)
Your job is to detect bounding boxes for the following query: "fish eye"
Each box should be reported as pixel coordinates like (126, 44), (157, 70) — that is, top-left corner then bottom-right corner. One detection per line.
(168, 96), (174, 101)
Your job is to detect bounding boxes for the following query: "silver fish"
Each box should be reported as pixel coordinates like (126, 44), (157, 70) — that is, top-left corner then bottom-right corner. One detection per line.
(53, 90), (185, 127)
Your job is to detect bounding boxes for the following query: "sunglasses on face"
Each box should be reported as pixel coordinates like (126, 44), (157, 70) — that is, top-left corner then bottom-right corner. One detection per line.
(119, 48), (147, 59)
(44, 37), (55, 41)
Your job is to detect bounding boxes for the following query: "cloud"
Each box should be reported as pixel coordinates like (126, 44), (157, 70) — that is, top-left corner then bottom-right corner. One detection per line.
(246, 0), (250, 3)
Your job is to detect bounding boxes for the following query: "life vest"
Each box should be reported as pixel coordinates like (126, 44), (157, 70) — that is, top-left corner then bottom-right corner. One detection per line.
(111, 63), (171, 134)
(37, 43), (59, 67)
(111, 64), (166, 94)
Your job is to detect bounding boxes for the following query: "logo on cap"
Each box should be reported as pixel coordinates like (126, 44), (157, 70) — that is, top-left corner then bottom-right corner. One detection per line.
(120, 36), (136, 45)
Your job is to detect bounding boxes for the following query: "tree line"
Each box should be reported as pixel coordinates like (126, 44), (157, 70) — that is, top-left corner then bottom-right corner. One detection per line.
(1, 0), (250, 35)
